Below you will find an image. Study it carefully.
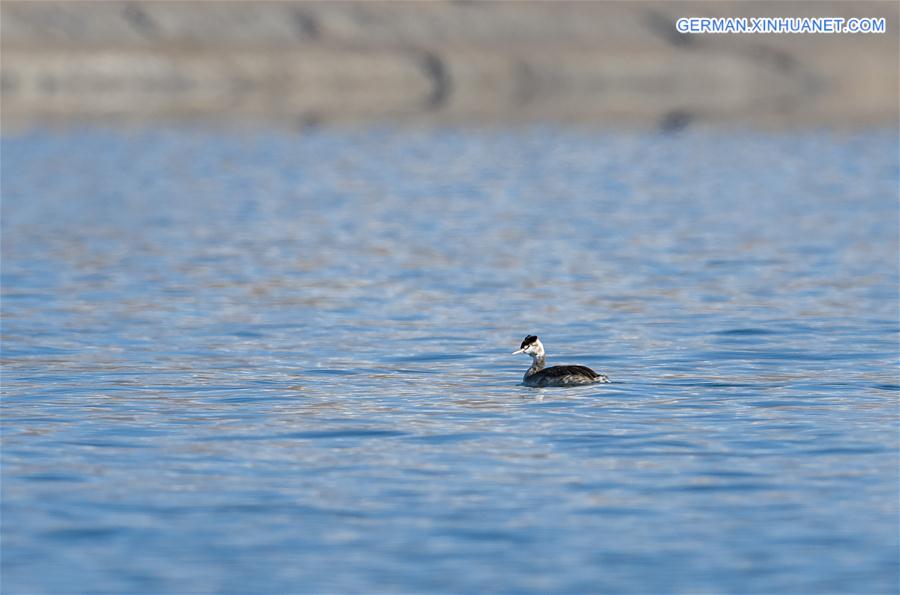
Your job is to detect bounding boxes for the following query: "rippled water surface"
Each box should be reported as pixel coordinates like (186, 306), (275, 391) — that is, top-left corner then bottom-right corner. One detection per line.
(2, 127), (898, 593)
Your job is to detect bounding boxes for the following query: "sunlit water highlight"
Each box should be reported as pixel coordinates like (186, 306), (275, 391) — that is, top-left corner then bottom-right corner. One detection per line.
(2, 127), (898, 593)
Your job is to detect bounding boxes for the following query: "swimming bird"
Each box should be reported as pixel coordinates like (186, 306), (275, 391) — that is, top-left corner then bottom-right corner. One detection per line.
(512, 335), (610, 387)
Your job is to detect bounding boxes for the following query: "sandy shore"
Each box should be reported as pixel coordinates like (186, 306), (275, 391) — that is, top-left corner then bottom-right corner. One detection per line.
(2, 1), (897, 130)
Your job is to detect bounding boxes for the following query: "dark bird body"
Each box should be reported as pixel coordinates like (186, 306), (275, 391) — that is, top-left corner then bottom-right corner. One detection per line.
(512, 335), (610, 387)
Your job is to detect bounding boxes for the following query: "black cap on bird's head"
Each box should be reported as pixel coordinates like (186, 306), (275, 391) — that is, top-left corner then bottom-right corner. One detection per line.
(512, 334), (543, 356)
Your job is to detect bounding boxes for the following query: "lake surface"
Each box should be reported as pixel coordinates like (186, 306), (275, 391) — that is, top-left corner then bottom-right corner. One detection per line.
(2, 127), (898, 594)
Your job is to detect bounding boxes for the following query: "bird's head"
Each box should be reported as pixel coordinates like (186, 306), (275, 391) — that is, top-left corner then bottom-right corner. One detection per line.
(512, 335), (544, 358)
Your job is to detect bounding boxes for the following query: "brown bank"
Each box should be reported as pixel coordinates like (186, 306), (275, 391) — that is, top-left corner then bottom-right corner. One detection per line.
(1, 1), (897, 130)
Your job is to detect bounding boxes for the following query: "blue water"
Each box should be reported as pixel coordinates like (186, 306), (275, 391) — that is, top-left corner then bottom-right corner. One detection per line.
(2, 127), (898, 594)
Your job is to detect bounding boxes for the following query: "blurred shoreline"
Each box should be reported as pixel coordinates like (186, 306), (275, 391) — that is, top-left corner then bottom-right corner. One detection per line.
(2, 1), (898, 131)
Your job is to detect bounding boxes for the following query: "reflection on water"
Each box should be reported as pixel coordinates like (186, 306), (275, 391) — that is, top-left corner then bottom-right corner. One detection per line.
(2, 127), (898, 593)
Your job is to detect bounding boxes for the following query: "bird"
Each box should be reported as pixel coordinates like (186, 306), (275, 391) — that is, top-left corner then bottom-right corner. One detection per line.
(512, 335), (610, 387)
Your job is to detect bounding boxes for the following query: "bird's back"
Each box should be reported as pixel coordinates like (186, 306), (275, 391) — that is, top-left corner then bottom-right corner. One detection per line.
(524, 364), (610, 387)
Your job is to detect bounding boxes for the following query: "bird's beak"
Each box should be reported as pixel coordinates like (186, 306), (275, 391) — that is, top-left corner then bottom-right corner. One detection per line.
(511, 348), (525, 355)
